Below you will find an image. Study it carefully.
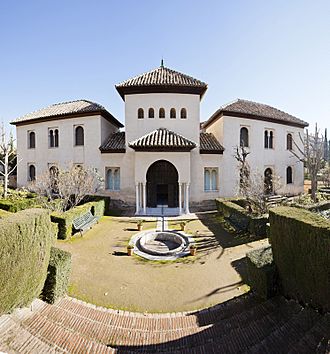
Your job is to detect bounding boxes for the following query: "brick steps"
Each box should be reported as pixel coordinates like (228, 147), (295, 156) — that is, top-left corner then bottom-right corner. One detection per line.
(0, 295), (328, 353)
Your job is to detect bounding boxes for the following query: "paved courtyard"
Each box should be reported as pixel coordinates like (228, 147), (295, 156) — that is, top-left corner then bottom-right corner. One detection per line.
(57, 213), (269, 313)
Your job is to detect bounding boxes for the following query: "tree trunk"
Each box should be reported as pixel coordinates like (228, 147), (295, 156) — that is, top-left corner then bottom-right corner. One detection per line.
(311, 174), (318, 202)
(3, 151), (8, 199)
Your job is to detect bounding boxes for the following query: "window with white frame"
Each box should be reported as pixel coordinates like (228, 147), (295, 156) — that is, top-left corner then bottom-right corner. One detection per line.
(49, 128), (59, 148)
(28, 164), (36, 181)
(106, 167), (120, 191)
(28, 131), (36, 149)
(204, 168), (218, 191)
(264, 129), (274, 149)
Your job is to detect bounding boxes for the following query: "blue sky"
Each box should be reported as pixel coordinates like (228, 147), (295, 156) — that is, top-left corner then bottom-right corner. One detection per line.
(0, 0), (329, 132)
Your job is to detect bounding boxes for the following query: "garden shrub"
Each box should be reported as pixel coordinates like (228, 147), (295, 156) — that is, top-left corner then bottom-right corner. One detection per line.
(216, 198), (268, 237)
(83, 195), (110, 215)
(269, 207), (330, 311)
(42, 247), (71, 304)
(0, 209), (11, 219)
(0, 209), (55, 315)
(0, 197), (39, 212)
(246, 246), (277, 299)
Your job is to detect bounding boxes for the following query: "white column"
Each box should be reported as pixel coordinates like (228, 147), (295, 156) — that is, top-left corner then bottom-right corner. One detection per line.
(135, 183), (139, 214)
(142, 182), (147, 215)
(185, 183), (190, 214)
(178, 182), (182, 215)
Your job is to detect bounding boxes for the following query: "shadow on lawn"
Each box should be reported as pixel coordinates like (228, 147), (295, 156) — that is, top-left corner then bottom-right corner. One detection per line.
(196, 212), (265, 249)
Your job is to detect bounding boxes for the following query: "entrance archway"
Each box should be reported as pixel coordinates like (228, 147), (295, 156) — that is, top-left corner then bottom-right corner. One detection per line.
(264, 168), (273, 195)
(146, 160), (179, 208)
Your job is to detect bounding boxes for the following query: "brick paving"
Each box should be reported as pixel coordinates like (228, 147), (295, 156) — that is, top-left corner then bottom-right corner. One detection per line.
(0, 294), (329, 353)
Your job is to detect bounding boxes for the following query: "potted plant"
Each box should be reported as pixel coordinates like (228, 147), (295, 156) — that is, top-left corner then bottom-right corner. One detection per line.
(137, 219), (144, 231)
(180, 221), (187, 231)
(190, 244), (197, 256)
(127, 244), (134, 256)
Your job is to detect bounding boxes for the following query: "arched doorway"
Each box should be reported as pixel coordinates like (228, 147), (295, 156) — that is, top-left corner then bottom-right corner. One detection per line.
(146, 160), (179, 208)
(264, 168), (273, 195)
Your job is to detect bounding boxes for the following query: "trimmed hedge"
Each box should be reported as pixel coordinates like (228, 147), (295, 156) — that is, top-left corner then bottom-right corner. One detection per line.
(246, 246), (277, 299)
(0, 209), (11, 219)
(269, 207), (330, 312)
(83, 195), (110, 216)
(0, 197), (39, 212)
(216, 198), (268, 237)
(0, 209), (55, 315)
(51, 199), (105, 239)
(42, 247), (72, 304)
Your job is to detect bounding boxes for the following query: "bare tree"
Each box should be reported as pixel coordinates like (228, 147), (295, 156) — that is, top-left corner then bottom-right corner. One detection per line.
(234, 145), (250, 196)
(29, 165), (102, 212)
(234, 146), (282, 215)
(0, 123), (18, 198)
(291, 124), (324, 202)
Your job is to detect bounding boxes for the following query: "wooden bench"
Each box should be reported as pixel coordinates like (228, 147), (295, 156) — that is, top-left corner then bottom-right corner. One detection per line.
(72, 211), (99, 236)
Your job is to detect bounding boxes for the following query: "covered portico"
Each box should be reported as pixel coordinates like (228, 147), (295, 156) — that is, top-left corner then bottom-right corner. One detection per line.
(129, 128), (195, 216)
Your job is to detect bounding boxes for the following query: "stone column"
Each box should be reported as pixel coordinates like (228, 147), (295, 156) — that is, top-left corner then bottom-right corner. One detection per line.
(185, 183), (190, 214)
(142, 182), (147, 215)
(135, 183), (139, 214)
(178, 182), (182, 215)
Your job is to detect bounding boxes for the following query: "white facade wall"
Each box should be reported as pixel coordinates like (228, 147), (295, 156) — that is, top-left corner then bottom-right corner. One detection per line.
(206, 115), (305, 197)
(125, 93), (200, 144)
(15, 94), (306, 210)
(16, 115), (115, 187)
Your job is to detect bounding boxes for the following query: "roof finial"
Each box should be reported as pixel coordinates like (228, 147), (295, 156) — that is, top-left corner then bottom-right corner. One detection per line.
(160, 58), (164, 68)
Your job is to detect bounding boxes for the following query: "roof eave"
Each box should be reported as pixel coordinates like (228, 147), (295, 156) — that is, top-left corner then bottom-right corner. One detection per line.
(115, 85), (207, 101)
(11, 110), (123, 128)
(100, 148), (126, 153)
(200, 149), (224, 154)
(129, 146), (196, 152)
(203, 110), (309, 129)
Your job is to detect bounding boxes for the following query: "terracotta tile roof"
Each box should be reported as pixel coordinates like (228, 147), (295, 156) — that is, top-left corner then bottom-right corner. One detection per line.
(200, 132), (224, 154)
(203, 99), (308, 129)
(116, 65), (207, 99)
(128, 128), (196, 152)
(11, 99), (123, 127)
(99, 131), (126, 153)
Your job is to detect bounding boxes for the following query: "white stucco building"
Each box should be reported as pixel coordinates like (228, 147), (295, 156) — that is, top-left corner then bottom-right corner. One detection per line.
(12, 64), (308, 215)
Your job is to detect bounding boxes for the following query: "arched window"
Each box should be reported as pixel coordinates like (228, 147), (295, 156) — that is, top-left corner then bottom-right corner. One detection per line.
(204, 168), (218, 191)
(75, 126), (84, 146)
(264, 131), (269, 148)
(286, 166), (293, 184)
(28, 131), (36, 149)
(106, 167), (120, 191)
(28, 164), (36, 181)
(170, 108), (176, 119)
(240, 127), (249, 147)
(114, 169), (120, 190)
(204, 169), (210, 191)
(269, 131), (274, 149)
(159, 108), (165, 118)
(138, 108), (144, 119)
(106, 169), (113, 190)
(148, 108), (154, 118)
(180, 108), (187, 119)
(49, 129), (54, 148)
(211, 170), (217, 190)
(49, 166), (59, 193)
(55, 129), (59, 147)
(264, 168), (273, 195)
(287, 133), (293, 150)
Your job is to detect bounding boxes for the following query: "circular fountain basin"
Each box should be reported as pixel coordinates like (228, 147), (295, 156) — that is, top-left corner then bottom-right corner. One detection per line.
(130, 229), (193, 261)
(139, 231), (186, 256)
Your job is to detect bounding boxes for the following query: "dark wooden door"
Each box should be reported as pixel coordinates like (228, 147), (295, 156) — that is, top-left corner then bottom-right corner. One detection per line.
(146, 160), (179, 207)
